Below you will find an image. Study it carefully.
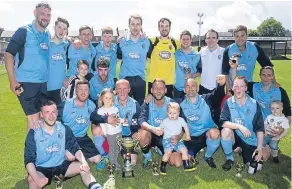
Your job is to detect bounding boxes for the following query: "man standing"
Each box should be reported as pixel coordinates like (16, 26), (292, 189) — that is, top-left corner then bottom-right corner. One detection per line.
(95, 27), (118, 82)
(174, 30), (201, 98)
(67, 25), (96, 77)
(220, 76), (264, 171)
(61, 81), (102, 169)
(5, 2), (51, 130)
(117, 14), (150, 105)
(181, 76), (225, 168)
(89, 58), (115, 103)
(138, 79), (182, 168)
(47, 17), (70, 105)
(25, 100), (102, 189)
(90, 79), (141, 166)
(222, 25), (273, 96)
(199, 29), (225, 95)
(147, 18), (181, 98)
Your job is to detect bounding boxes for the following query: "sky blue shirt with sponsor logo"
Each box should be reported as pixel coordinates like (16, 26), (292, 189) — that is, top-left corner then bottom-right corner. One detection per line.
(118, 37), (150, 80)
(89, 72), (115, 101)
(180, 95), (217, 136)
(138, 97), (172, 127)
(222, 41), (273, 88)
(5, 21), (50, 83)
(95, 42), (118, 78)
(24, 122), (80, 168)
(252, 83), (281, 120)
(174, 48), (201, 91)
(47, 40), (69, 91)
(67, 44), (96, 77)
(62, 99), (96, 137)
(114, 95), (140, 136)
(220, 96), (264, 146)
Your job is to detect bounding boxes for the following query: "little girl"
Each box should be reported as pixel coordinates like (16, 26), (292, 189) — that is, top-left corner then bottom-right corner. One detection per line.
(97, 88), (122, 170)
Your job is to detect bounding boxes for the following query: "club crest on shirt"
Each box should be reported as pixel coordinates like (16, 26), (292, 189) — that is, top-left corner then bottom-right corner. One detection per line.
(187, 114), (199, 122)
(159, 51), (171, 59)
(128, 52), (140, 59)
(218, 55), (222, 60)
(248, 54), (252, 61)
(169, 45), (172, 50)
(58, 132), (63, 139)
(142, 44), (145, 49)
(246, 109), (251, 115)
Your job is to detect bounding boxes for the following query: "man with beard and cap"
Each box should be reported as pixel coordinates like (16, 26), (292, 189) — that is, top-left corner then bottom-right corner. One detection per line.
(47, 17), (70, 105)
(60, 81), (103, 170)
(24, 100), (102, 189)
(5, 2), (51, 131)
(67, 25), (96, 78)
(89, 58), (115, 103)
(117, 14), (151, 105)
(220, 76), (264, 171)
(147, 18), (181, 98)
(95, 27), (118, 83)
(137, 78), (183, 168)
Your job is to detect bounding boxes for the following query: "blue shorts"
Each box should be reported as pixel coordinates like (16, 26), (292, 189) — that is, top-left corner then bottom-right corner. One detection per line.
(17, 82), (48, 115)
(263, 135), (279, 150)
(162, 138), (186, 152)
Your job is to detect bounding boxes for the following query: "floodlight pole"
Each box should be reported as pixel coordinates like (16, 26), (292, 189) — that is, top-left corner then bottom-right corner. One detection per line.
(197, 13), (204, 51)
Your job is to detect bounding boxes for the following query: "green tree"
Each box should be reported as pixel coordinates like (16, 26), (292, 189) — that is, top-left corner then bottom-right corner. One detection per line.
(248, 29), (259, 37)
(257, 17), (285, 37)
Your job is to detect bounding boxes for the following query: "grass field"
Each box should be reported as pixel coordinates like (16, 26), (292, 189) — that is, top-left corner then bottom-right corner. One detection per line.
(0, 59), (291, 189)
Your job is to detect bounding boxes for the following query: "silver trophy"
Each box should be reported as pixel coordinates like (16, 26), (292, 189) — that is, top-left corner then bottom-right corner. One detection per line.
(151, 162), (160, 176)
(53, 174), (64, 189)
(103, 163), (115, 189)
(116, 136), (139, 177)
(235, 162), (245, 178)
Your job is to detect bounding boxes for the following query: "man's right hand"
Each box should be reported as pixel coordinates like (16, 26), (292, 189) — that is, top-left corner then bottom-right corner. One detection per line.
(152, 127), (163, 136)
(108, 114), (119, 126)
(34, 175), (48, 188)
(10, 80), (21, 96)
(238, 124), (251, 138)
(144, 94), (152, 104)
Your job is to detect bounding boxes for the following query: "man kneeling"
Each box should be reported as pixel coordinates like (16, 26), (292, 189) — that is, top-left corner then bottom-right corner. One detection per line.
(24, 101), (101, 189)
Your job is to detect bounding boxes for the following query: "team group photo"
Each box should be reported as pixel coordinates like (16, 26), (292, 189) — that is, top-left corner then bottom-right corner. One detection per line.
(0, 1), (291, 189)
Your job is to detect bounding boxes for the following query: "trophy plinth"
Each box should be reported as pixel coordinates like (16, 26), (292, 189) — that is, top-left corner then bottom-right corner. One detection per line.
(117, 137), (139, 178)
(53, 174), (64, 189)
(151, 162), (159, 176)
(235, 162), (245, 178)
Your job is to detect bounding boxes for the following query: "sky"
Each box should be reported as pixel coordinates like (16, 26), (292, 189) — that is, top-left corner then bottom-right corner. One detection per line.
(0, 0), (291, 38)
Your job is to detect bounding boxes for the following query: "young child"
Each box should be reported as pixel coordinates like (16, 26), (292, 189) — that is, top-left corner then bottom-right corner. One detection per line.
(60, 59), (89, 101)
(159, 102), (195, 175)
(263, 101), (290, 163)
(97, 88), (122, 170)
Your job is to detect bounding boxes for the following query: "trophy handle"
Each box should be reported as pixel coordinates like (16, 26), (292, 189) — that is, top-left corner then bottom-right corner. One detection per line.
(133, 139), (140, 151)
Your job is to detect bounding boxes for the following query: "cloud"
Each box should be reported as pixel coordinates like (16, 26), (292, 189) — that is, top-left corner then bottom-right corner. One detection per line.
(202, 1), (266, 33)
(0, 1), (14, 12)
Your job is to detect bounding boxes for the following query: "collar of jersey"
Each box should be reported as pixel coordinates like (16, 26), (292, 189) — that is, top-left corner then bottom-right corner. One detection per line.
(72, 98), (89, 109)
(40, 121), (61, 136)
(230, 95), (252, 106)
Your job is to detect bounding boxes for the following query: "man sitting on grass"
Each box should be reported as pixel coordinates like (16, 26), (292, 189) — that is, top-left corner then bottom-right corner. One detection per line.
(24, 100), (102, 189)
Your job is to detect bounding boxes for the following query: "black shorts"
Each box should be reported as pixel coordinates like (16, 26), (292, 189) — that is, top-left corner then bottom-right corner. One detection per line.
(198, 85), (215, 95)
(47, 89), (61, 105)
(125, 76), (146, 105)
(150, 133), (164, 154)
(233, 132), (257, 164)
(148, 82), (173, 98)
(76, 135), (99, 159)
(184, 131), (207, 157)
(17, 82), (48, 115)
(36, 160), (72, 186)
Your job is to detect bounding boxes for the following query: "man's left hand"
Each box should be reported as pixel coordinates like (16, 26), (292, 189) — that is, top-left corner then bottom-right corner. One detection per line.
(216, 75), (226, 86)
